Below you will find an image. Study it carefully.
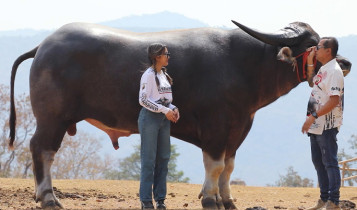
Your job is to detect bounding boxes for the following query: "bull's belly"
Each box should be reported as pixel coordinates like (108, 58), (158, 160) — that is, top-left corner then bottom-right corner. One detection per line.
(67, 118), (131, 150)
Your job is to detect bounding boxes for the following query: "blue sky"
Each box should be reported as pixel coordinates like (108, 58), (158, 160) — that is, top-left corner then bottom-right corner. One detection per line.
(1, 0), (356, 37)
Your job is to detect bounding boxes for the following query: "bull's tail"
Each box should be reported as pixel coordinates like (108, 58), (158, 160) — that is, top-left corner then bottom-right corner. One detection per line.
(9, 46), (38, 149)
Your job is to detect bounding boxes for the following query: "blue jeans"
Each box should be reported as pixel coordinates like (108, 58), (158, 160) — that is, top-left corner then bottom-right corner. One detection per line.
(310, 128), (340, 205)
(138, 108), (171, 202)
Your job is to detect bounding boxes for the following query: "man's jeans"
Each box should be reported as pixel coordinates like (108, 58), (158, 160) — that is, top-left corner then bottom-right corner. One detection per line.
(310, 128), (340, 205)
(138, 108), (171, 202)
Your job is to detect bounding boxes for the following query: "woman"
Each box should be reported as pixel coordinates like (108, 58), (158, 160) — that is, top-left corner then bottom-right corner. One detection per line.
(138, 43), (180, 210)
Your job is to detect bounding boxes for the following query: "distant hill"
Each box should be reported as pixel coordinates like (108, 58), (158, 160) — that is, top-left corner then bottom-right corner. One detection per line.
(0, 29), (49, 37)
(0, 12), (356, 186)
(100, 11), (209, 32)
(0, 11), (210, 37)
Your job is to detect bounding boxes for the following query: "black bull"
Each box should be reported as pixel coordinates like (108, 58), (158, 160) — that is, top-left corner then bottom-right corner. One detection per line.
(9, 21), (352, 209)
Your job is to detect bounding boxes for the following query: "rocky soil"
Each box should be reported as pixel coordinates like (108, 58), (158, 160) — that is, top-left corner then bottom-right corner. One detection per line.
(0, 178), (356, 209)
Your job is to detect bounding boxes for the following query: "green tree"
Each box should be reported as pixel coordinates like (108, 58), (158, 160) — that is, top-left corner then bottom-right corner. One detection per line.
(274, 166), (314, 187)
(105, 145), (141, 181)
(167, 145), (190, 183)
(105, 144), (189, 183)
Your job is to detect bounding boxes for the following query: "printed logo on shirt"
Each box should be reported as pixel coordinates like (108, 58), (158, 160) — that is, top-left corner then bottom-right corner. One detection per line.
(156, 97), (171, 107)
(314, 74), (322, 85)
(331, 87), (341, 91)
(158, 86), (172, 94)
(140, 93), (159, 111)
(314, 71), (328, 86)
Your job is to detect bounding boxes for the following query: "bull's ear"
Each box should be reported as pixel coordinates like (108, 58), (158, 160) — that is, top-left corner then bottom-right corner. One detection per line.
(342, 70), (350, 77)
(277, 46), (296, 64)
(336, 56), (352, 77)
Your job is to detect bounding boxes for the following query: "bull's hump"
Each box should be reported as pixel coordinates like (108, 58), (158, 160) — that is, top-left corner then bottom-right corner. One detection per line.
(56, 22), (140, 41)
(60, 22), (131, 33)
(56, 22), (226, 41)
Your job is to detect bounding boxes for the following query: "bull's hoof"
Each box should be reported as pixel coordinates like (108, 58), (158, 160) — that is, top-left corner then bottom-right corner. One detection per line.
(202, 197), (224, 209)
(217, 199), (224, 209)
(41, 200), (63, 209)
(202, 197), (218, 209)
(223, 200), (238, 209)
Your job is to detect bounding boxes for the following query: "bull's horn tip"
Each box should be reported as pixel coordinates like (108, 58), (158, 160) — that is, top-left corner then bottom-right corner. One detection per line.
(231, 20), (240, 26)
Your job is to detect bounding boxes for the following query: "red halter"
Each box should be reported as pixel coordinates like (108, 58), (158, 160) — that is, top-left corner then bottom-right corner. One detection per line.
(294, 51), (317, 83)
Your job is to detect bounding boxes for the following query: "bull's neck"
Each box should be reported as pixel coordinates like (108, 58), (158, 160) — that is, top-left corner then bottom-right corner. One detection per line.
(251, 55), (300, 112)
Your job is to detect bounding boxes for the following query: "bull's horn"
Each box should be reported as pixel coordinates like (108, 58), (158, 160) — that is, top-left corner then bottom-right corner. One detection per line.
(231, 20), (305, 46)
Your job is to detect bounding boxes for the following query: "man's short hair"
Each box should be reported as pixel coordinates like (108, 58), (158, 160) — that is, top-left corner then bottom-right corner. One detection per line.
(321, 37), (339, 57)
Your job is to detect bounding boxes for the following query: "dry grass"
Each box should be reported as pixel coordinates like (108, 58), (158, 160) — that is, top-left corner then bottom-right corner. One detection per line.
(0, 178), (356, 209)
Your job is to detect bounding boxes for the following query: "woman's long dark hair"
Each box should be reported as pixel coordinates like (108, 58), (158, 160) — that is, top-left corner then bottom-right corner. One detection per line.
(147, 43), (173, 86)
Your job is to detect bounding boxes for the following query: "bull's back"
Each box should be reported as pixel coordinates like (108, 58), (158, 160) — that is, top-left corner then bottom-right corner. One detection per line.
(29, 23), (146, 130)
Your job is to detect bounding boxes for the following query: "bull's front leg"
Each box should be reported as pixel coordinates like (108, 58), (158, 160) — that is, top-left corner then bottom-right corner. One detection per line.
(199, 151), (225, 209)
(219, 156), (237, 209)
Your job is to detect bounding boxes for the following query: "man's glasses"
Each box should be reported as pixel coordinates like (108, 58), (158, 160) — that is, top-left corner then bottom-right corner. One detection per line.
(316, 45), (325, 50)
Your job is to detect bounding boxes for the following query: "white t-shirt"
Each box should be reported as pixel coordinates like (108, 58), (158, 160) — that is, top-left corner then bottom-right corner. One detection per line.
(139, 67), (176, 114)
(307, 58), (344, 135)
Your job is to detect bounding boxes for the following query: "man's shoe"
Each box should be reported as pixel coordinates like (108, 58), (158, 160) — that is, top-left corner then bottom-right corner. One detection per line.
(324, 200), (341, 210)
(306, 199), (327, 210)
(141, 201), (154, 209)
(156, 200), (166, 210)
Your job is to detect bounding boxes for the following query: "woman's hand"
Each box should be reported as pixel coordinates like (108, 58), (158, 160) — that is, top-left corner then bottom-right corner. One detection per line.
(173, 108), (180, 122)
(165, 110), (177, 123)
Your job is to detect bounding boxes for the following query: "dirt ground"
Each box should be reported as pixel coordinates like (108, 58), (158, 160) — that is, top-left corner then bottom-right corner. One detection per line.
(0, 178), (356, 209)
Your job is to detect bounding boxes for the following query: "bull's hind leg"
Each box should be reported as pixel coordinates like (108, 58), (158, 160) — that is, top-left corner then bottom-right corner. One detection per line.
(219, 155), (237, 209)
(30, 122), (67, 209)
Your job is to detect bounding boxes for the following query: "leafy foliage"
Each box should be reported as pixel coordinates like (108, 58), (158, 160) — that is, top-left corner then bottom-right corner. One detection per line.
(104, 144), (189, 183)
(0, 84), (35, 178)
(274, 166), (314, 187)
(51, 132), (114, 179)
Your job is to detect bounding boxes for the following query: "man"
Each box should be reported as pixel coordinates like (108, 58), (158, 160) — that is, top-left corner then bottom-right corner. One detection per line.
(302, 37), (344, 210)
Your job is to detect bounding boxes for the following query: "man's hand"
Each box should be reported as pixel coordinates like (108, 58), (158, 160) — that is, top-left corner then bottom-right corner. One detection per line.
(306, 46), (316, 64)
(306, 46), (317, 87)
(302, 96), (340, 134)
(301, 115), (315, 134)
